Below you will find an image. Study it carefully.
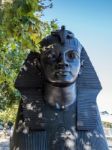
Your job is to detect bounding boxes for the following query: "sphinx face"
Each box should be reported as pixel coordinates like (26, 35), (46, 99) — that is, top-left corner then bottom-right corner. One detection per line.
(40, 38), (82, 86)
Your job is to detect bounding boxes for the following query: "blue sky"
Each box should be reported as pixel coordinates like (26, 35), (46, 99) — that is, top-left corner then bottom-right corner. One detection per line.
(42, 0), (112, 113)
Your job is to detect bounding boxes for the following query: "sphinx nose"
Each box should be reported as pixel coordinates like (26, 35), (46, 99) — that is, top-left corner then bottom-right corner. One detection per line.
(57, 53), (69, 69)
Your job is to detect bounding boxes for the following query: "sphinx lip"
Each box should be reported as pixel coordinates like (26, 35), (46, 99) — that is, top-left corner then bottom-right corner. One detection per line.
(55, 70), (70, 76)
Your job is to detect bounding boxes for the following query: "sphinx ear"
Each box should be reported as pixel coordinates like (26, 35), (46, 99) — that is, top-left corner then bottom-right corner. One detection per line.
(80, 59), (84, 67)
(36, 52), (41, 71)
(78, 59), (85, 75)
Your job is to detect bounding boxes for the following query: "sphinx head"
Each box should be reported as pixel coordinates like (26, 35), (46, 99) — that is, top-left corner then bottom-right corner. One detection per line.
(40, 26), (82, 86)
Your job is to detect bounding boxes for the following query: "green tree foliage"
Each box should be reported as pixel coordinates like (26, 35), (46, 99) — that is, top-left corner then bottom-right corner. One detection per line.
(103, 122), (112, 128)
(0, 104), (18, 123)
(0, 0), (58, 116)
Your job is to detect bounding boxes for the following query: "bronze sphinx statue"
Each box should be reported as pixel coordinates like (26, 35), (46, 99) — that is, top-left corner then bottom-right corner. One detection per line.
(10, 26), (109, 150)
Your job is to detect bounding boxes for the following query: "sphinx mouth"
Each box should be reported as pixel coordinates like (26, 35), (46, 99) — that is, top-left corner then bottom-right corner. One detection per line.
(55, 70), (70, 76)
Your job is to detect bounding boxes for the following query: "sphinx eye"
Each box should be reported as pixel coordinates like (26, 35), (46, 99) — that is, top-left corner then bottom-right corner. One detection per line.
(66, 50), (76, 60)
